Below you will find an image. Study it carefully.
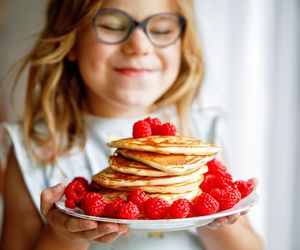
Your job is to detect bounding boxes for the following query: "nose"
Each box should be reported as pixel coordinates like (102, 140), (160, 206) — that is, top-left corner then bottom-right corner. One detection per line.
(121, 27), (154, 56)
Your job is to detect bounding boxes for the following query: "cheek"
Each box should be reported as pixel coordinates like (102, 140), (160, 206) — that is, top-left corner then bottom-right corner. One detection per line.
(77, 46), (112, 85)
(78, 47), (105, 70)
(160, 44), (181, 80)
(75, 29), (114, 78)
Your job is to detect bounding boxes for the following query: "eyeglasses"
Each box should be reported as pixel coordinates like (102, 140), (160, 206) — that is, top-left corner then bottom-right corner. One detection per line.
(93, 8), (186, 48)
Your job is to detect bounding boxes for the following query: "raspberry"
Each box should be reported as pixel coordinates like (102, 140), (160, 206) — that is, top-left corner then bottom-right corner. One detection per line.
(104, 198), (124, 218)
(210, 186), (241, 211)
(64, 180), (88, 203)
(88, 180), (101, 192)
(73, 177), (89, 188)
(144, 117), (162, 135)
(193, 193), (219, 216)
(187, 203), (196, 218)
(200, 174), (217, 193)
(81, 192), (107, 216)
(65, 199), (76, 209)
(117, 201), (140, 220)
(215, 172), (233, 188)
(207, 158), (227, 175)
(127, 188), (146, 213)
(132, 120), (152, 138)
(169, 198), (191, 219)
(233, 180), (253, 198)
(158, 122), (177, 136)
(144, 197), (170, 219)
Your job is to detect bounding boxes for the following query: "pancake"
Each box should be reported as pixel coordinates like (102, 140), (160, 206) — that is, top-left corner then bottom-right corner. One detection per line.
(98, 175), (204, 194)
(98, 187), (203, 203)
(109, 155), (171, 177)
(92, 166), (207, 187)
(117, 149), (213, 174)
(107, 135), (221, 155)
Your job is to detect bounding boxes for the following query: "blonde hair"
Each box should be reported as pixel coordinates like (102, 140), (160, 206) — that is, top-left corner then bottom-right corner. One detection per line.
(159, 0), (204, 134)
(16, 0), (204, 164)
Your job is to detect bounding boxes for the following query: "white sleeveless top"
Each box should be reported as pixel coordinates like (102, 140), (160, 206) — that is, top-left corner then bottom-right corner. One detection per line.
(0, 107), (224, 250)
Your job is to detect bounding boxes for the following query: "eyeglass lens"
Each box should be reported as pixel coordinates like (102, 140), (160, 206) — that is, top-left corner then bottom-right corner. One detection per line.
(93, 9), (185, 47)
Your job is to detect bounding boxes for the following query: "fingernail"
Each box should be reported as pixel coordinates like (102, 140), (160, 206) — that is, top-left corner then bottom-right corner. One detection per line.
(87, 222), (98, 230)
(119, 230), (126, 235)
(122, 232), (130, 238)
(209, 222), (222, 230)
(122, 229), (130, 237)
(227, 218), (236, 224)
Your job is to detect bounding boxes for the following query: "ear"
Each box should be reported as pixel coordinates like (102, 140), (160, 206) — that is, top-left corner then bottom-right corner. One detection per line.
(67, 48), (77, 62)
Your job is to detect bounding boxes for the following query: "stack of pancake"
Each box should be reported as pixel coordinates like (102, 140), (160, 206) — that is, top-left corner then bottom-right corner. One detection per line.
(92, 136), (220, 203)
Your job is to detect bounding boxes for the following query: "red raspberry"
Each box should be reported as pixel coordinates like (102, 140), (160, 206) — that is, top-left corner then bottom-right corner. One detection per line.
(207, 158), (227, 175)
(210, 186), (241, 211)
(117, 201), (140, 220)
(200, 174), (217, 193)
(193, 193), (219, 216)
(73, 177), (89, 188)
(104, 198), (124, 218)
(144, 197), (170, 219)
(215, 172), (233, 188)
(127, 188), (147, 213)
(81, 192), (107, 216)
(187, 203), (196, 218)
(233, 180), (253, 198)
(88, 180), (101, 192)
(65, 199), (76, 209)
(157, 122), (177, 136)
(144, 117), (162, 135)
(132, 120), (152, 138)
(169, 198), (191, 219)
(64, 180), (88, 203)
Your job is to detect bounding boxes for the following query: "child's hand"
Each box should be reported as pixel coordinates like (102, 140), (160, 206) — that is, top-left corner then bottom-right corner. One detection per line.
(206, 178), (258, 230)
(40, 184), (130, 245)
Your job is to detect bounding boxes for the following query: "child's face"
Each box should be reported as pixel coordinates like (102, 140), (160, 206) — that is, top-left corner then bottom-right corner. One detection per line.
(71, 0), (182, 117)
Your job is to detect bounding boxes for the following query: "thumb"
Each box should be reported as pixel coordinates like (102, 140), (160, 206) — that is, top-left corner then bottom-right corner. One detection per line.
(247, 177), (258, 190)
(40, 183), (65, 216)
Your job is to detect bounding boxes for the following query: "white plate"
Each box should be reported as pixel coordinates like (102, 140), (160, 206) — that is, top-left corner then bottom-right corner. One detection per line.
(55, 192), (259, 232)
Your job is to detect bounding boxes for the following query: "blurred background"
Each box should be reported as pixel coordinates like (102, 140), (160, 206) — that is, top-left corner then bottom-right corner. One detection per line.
(0, 0), (299, 249)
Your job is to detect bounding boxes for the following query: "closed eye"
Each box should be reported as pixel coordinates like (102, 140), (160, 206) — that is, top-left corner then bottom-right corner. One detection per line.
(97, 24), (125, 31)
(150, 30), (172, 35)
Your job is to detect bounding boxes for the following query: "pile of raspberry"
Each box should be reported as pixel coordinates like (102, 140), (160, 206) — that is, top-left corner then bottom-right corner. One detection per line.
(132, 117), (176, 138)
(198, 158), (254, 214)
(63, 159), (253, 219)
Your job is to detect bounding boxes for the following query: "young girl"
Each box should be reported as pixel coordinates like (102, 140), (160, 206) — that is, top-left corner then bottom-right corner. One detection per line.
(0, 0), (263, 249)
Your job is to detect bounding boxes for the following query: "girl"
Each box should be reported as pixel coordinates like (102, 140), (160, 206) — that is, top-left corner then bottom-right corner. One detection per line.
(0, 0), (263, 249)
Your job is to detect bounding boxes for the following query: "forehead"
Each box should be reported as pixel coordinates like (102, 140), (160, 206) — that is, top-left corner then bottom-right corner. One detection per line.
(101, 0), (176, 19)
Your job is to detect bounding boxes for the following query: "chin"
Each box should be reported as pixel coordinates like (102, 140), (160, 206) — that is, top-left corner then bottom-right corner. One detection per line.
(114, 92), (157, 108)
(117, 100), (151, 109)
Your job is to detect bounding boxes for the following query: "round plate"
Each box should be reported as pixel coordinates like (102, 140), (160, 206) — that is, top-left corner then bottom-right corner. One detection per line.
(55, 192), (259, 232)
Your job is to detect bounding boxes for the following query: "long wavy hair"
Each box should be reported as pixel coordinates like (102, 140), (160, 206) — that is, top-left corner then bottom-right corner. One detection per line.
(15, 0), (204, 164)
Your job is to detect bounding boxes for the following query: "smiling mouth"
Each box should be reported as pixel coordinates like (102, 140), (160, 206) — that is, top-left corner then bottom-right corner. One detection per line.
(115, 68), (155, 77)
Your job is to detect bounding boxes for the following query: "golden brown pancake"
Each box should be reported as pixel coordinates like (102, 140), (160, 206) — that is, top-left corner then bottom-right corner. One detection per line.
(97, 175), (204, 194)
(107, 136), (221, 155)
(98, 187), (202, 203)
(92, 166), (207, 187)
(116, 149), (213, 174)
(109, 155), (171, 177)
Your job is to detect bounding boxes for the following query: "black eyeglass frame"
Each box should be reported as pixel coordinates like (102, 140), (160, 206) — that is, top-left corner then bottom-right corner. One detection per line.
(92, 8), (187, 48)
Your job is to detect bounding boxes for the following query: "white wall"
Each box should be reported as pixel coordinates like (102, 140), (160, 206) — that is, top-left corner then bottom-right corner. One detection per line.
(0, 0), (47, 120)
(267, 0), (300, 249)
